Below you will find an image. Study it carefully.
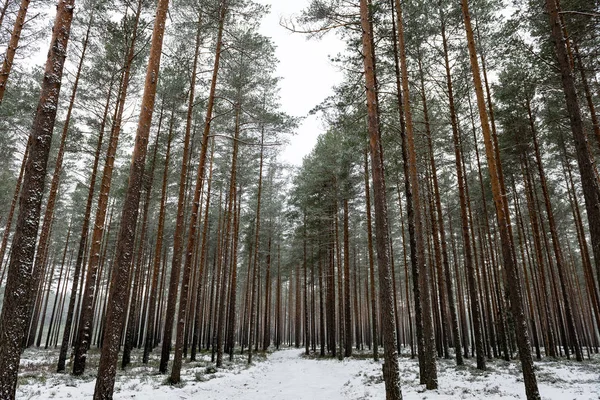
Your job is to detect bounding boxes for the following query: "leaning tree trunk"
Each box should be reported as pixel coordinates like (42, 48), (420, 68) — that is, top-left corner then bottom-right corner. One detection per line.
(158, 10), (205, 374)
(143, 112), (174, 363)
(25, 15), (92, 349)
(0, 0), (30, 105)
(0, 138), (30, 279)
(56, 75), (115, 373)
(460, 0), (539, 398)
(527, 98), (582, 361)
(359, 0), (402, 398)
(93, 0), (170, 397)
(0, 1), (75, 397)
(546, 0), (600, 294)
(72, 0), (143, 376)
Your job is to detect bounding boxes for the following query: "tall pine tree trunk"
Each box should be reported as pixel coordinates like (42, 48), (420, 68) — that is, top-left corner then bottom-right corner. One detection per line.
(359, 0), (402, 397)
(143, 112), (174, 363)
(72, 0), (143, 375)
(546, 0), (600, 294)
(159, 11), (203, 373)
(56, 74), (115, 372)
(93, 0), (170, 396)
(0, 1), (75, 396)
(460, 0), (539, 397)
(169, 1), (227, 382)
(26, 15), (92, 349)
(393, 0), (437, 388)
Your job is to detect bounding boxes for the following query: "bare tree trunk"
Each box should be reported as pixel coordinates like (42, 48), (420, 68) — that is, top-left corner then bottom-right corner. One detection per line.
(169, 1), (227, 383)
(56, 75), (115, 372)
(218, 95), (241, 366)
(122, 110), (163, 369)
(73, 0), (144, 375)
(461, 0), (539, 397)
(546, 0), (600, 295)
(0, 139), (30, 279)
(45, 226), (71, 349)
(26, 16), (92, 349)
(93, 0), (170, 396)
(159, 9), (204, 373)
(343, 199), (352, 357)
(418, 55), (449, 360)
(0, 1), (75, 396)
(363, 150), (378, 361)
(143, 112), (174, 363)
(226, 186), (242, 359)
(248, 128), (265, 365)
(0, 0), (30, 105)
(359, 0), (402, 397)
(527, 99), (582, 361)
(393, 0), (437, 388)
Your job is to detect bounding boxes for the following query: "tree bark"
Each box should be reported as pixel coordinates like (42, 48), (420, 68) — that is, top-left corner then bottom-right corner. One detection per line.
(363, 150), (378, 361)
(169, 1), (227, 383)
(0, 0), (30, 105)
(460, 0), (539, 397)
(393, 0), (437, 388)
(93, 0), (170, 396)
(56, 75), (115, 372)
(26, 15), (92, 349)
(143, 111), (174, 363)
(158, 9), (204, 373)
(359, 0), (402, 398)
(72, 0), (143, 375)
(0, 1), (75, 396)
(546, 0), (600, 294)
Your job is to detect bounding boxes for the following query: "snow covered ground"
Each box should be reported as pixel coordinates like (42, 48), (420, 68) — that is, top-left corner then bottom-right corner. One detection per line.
(16, 347), (600, 399)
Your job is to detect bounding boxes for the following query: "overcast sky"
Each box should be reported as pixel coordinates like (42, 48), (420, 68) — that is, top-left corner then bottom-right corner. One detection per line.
(254, 1), (345, 167)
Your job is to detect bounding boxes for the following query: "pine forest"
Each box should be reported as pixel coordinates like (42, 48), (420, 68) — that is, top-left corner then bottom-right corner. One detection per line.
(0, 0), (598, 399)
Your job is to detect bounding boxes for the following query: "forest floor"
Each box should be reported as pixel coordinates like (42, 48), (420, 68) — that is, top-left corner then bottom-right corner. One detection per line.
(15, 346), (600, 399)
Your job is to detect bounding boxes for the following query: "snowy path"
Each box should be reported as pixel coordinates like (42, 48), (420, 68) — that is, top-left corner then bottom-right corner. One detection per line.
(16, 347), (600, 399)
(192, 349), (369, 399)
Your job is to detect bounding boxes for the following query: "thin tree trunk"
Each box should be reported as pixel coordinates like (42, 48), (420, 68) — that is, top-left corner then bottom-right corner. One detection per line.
(248, 127), (265, 365)
(72, 0), (143, 375)
(527, 99), (582, 360)
(218, 94), (242, 366)
(122, 110), (163, 369)
(0, 0), (30, 105)
(56, 75), (115, 372)
(0, 139), (30, 279)
(363, 150), (378, 361)
(159, 9), (204, 373)
(343, 199), (352, 357)
(143, 112), (174, 363)
(169, 1), (227, 383)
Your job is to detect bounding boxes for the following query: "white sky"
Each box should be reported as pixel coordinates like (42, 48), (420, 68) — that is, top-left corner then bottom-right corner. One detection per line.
(254, 1), (344, 167)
